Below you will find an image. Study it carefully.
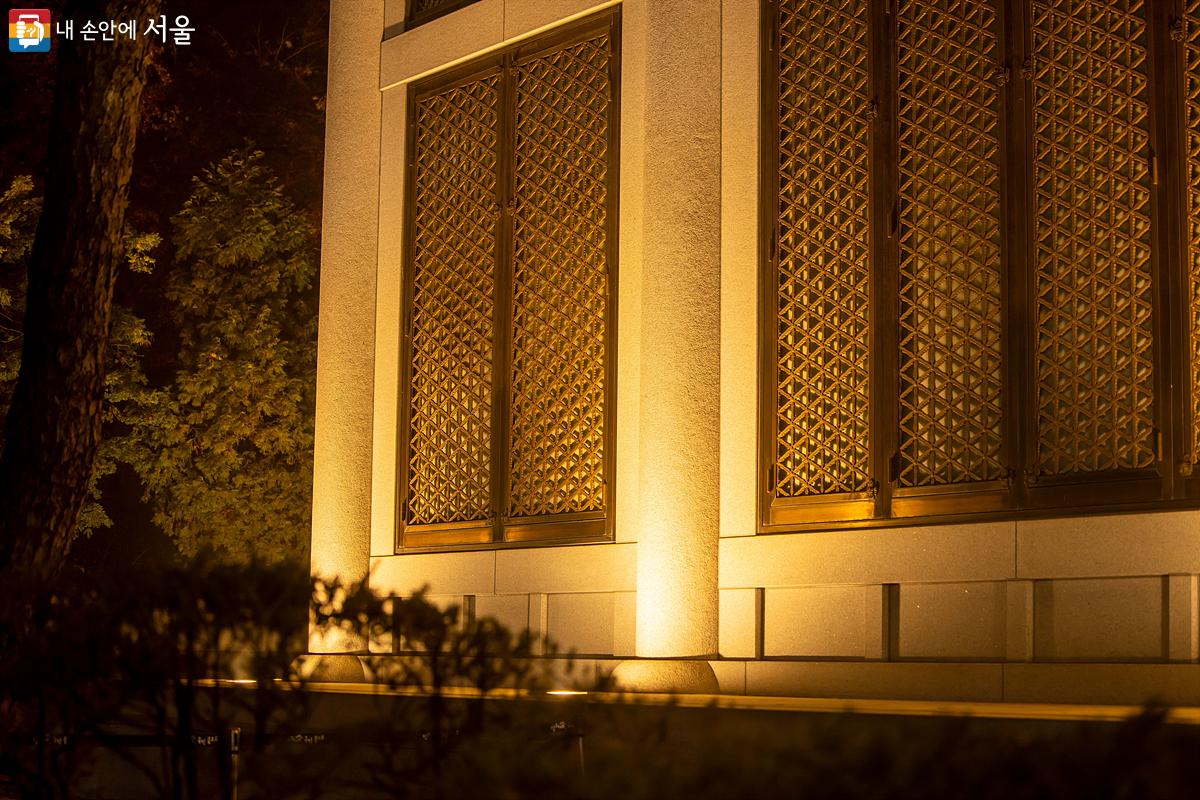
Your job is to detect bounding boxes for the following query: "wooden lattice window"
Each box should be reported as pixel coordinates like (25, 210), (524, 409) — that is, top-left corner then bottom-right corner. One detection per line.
(762, 0), (1200, 529)
(399, 11), (619, 549)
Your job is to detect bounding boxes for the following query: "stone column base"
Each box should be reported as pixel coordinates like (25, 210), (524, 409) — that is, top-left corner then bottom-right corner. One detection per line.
(298, 653), (367, 683)
(610, 659), (720, 694)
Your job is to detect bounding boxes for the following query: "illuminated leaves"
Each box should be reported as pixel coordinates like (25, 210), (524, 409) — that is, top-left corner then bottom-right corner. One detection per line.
(121, 148), (317, 559)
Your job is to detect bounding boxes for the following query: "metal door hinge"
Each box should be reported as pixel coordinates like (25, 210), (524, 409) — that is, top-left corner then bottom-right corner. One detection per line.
(1155, 428), (1164, 462)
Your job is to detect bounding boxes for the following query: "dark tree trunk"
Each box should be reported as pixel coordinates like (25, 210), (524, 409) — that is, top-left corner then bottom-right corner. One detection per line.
(0, 0), (160, 574)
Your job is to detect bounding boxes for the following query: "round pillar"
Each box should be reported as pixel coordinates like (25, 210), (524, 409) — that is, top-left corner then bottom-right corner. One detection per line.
(308, 0), (384, 653)
(623, 0), (722, 687)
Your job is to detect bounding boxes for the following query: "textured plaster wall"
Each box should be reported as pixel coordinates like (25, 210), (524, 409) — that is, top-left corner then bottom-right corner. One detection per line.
(898, 582), (1007, 660)
(634, 0), (722, 658)
(310, 0), (384, 602)
(380, 0), (620, 88)
(549, 593), (615, 655)
(319, 0), (1200, 695)
(764, 586), (865, 658)
(1034, 577), (1165, 661)
(720, 522), (1018, 588)
(369, 86), (406, 559)
(1017, 510), (1200, 577)
(719, 0), (760, 539)
(614, 0), (645, 542)
(714, 515), (1200, 667)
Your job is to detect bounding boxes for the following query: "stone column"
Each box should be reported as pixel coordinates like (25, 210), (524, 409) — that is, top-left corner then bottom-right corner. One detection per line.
(308, 0), (384, 659)
(613, 0), (722, 693)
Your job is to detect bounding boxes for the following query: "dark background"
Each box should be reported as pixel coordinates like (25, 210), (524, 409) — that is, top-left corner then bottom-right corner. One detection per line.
(0, 0), (330, 567)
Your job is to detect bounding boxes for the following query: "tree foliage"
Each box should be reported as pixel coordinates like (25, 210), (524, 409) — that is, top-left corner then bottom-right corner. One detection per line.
(0, 176), (39, 409)
(0, 176), (158, 536)
(120, 149), (317, 560)
(0, 0), (329, 566)
(0, 0), (161, 573)
(0, 559), (568, 799)
(0, 147), (317, 560)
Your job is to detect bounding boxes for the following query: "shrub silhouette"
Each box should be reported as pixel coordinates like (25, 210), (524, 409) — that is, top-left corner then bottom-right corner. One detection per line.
(3, 556), (1199, 800)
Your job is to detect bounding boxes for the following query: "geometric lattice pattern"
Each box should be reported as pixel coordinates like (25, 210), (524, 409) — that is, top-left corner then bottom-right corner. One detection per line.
(406, 72), (501, 525)
(896, 0), (1004, 487)
(774, 0), (872, 498)
(508, 34), (611, 518)
(1031, 0), (1155, 476)
(1186, 1), (1200, 467)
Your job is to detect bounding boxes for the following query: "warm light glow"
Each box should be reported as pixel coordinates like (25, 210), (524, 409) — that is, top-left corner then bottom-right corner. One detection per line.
(630, 0), (722, 661)
(634, 514), (688, 655)
(547, 690), (588, 696)
(634, 509), (719, 657)
(308, 0), (383, 652)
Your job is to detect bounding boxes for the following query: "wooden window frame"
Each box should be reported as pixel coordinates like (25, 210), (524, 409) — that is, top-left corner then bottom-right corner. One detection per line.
(760, 0), (1200, 533)
(397, 9), (621, 552)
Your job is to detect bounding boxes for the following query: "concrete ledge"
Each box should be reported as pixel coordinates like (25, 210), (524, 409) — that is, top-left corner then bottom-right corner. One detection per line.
(720, 522), (1017, 588)
(307, 656), (1200, 708)
(746, 661), (1005, 702)
(371, 543), (634, 600)
(495, 542), (636, 594)
(371, 550), (496, 596)
(1017, 510), (1200, 579)
(740, 661), (1200, 707)
(1003, 663), (1200, 706)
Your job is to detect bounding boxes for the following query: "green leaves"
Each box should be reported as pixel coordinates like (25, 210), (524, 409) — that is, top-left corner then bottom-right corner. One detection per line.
(121, 148), (317, 560)
(0, 176), (161, 535)
(0, 176), (39, 398)
(0, 148), (318, 559)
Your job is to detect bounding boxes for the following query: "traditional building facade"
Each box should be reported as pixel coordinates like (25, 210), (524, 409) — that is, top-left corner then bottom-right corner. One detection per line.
(312, 0), (1200, 703)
